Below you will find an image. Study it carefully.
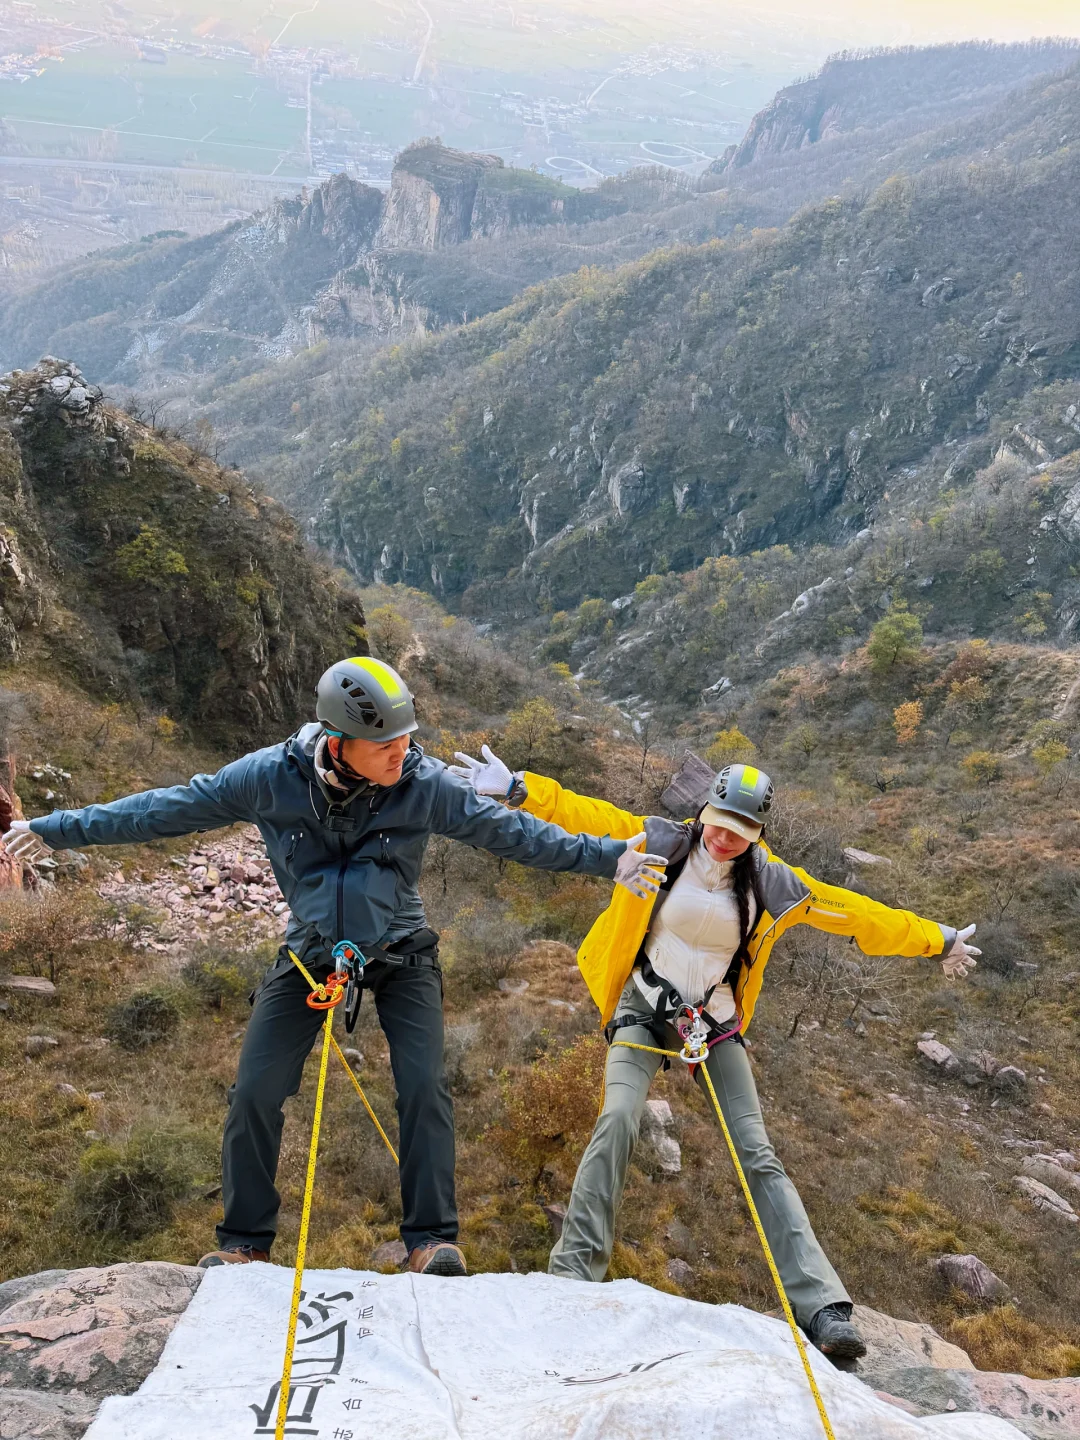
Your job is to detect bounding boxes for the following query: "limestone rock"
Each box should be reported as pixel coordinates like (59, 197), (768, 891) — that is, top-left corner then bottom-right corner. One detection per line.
(639, 1099), (682, 1176)
(542, 1203), (567, 1238)
(666, 1258), (694, 1287)
(24, 1034), (59, 1057)
(370, 1239), (408, 1268)
(0, 974), (56, 996)
(1014, 1175), (1079, 1223)
(662, 1217), (696, 1262)
(992, 1065), (1027, 1095)
(843, 847), (894, 868)
(0, 1262), (201, 1399)
(851, 1304), (975, 1383)
(0, 1388), (99, 1439)
(933, 1254), (1010, 1303)
(866, 1367), (1080, 1440)
(917, 1038), (961, 1074)
(1022, 1155), (1080, 1199)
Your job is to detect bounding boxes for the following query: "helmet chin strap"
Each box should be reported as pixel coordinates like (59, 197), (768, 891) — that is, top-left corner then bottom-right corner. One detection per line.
(325, 732), (368, 784)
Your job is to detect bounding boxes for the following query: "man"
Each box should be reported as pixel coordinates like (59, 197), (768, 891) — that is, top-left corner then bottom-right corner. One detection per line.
(4, 657), (655, 1276)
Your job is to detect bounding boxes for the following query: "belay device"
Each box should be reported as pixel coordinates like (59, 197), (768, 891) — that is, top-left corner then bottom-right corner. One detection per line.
(332, 939), (366, 1033)
(672, 1001), (712, 1064)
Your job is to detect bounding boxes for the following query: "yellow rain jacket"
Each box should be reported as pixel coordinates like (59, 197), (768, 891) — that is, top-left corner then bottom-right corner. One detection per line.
(521, 772), (953, 1032)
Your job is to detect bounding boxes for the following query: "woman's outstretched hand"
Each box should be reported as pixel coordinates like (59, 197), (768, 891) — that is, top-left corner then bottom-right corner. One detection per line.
(1, 820), (51, 864)
(448, 744), (514, 797)
(614, 832), (668, 900)
(941, 923), (980, 979)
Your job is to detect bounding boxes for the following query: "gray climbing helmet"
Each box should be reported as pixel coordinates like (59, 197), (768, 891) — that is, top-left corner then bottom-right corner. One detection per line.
(701, 763), (774, 838)
(315, 656), (418, 743)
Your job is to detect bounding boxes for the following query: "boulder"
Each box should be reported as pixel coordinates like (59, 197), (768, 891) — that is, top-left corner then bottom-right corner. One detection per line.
(0, 974), (56, 996)
(1014, 1176), (1079, 1223)
(666, 1258), (694, 1287)
(865, 1368), (1080, 1440)
(542, 1203), (566, 1238)
(24, 1034), (59, 1057)
(662, 1217), (697, 1262)
(0, 1388), (99, 1439)
(370, 1239), (408, 1268)
(1022, 1155), (1080, 1199)
(851, 1304), (975, 1385)
(639, 1099), (682, 1176)
(992, 1066), (1027, 1095)
(917, 1038), (961, 1074)
(0, 1263), (200, 1400)
(843, 847), (894, 868)
(933, 1254), (1009, 1303)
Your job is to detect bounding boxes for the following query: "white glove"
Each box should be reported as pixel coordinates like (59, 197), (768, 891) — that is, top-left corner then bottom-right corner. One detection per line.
(448, 744), (515, 798)
(614, 832), (668, 900)
(941, 923), (980, 979)
(1, 820), (52, 865)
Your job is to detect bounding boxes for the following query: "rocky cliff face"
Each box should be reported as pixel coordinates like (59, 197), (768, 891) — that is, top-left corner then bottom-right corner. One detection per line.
(710, 39), (1079, 174)
(0, 143), (616, 393)
(0, 359), (365, 739)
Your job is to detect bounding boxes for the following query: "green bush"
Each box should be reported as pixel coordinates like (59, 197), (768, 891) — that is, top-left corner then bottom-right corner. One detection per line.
(181, 940), (274, 1009)
(106, 989), (182, 1051)
(71, 1128), (212, 1238)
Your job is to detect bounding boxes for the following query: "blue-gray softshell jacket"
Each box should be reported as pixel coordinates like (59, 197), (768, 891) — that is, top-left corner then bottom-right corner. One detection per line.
(30, 725), (627, 953)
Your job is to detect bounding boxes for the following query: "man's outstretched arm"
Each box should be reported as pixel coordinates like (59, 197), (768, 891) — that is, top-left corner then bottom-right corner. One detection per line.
(430, 767), (627, 877)
(25, 757), (256, 850)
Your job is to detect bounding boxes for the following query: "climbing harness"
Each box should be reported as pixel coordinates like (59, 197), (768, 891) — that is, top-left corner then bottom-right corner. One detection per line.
(274, 948), (399, 1440)
(609, 1035), (837, 1440)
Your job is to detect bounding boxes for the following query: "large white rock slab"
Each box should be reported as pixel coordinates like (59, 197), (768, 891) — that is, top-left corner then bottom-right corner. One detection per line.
(85, 1266), (1028, 1440)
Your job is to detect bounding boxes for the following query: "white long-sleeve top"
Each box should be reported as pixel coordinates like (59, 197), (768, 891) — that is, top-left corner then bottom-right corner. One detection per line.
(637, 840), (757, 1023)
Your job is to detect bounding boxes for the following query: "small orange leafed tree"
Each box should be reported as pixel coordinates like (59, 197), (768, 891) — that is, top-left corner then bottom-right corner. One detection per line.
(893, 700), (924, 746)
(495, 1035), (607, 1185)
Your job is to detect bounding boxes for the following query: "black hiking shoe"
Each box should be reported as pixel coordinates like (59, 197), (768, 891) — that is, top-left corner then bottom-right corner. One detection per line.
(807, 1302), (867, 1360)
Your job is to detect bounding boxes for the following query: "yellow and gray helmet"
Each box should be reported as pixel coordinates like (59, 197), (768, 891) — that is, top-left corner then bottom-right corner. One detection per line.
(315, 657), (418, 743)
(701, 763), (774, 840)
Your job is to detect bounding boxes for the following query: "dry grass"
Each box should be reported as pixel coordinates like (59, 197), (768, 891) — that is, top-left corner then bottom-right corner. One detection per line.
(946, 1307), (1080, 1379)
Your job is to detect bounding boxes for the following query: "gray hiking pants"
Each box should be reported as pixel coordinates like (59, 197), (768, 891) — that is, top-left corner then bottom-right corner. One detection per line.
(218, 945), (456, 1255)
(549, 983), (849, 1326)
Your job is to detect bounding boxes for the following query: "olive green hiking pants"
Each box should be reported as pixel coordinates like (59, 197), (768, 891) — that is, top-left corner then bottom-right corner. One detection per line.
(548, 984), (849, 1326)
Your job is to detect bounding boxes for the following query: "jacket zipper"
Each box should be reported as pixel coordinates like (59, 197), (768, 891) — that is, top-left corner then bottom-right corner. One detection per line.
(336, 829), (347, 943)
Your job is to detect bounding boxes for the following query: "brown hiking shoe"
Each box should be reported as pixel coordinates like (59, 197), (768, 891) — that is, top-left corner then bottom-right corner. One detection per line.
(407, 1243), (467, 1277)
(198, 1245), (269, 1269)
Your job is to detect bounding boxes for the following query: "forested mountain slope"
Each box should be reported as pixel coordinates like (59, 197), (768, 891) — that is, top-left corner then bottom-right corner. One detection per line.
(0, 42), (1075, 447)
(0, 359), (363, 741)
(310, 64), (1080, 626)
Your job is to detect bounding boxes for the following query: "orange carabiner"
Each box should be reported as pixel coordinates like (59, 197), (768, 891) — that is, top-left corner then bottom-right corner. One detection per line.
(305, 971), (348, 1011)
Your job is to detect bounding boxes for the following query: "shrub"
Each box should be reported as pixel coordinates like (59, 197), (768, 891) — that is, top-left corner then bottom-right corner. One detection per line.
(867, 603), (923, 673)
(0, 887), (112, 983)
(962, 750), (1004, 786)
(1033, 740), (1069, 776)
(495, 1034), (607, 1182)
(893, 700), (924, 746)
(181, 940), (275, 1009)
(704, 726), (756, 768)
(366, 604), (412, 665)
(71, 1128), (211, 1239)
(106, 989), (182, 1050)
(443, 903), (534, 991)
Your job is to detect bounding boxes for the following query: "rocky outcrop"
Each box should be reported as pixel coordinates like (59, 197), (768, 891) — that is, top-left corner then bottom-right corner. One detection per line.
(0, 1265), (1076, 1439)
(375, 141), (504, 250)
(373, 140), (618, 251)
(0, 360), (367, 740)
(0, 1263), (201, 1437)
(852, 1306), (1080, 1439)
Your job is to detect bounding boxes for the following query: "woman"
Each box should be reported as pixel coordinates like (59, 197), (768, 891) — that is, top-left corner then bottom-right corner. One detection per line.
(449, 747), (980, 1359)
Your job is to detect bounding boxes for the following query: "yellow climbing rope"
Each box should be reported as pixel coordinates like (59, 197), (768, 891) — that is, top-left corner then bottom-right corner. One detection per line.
(275, 1001), (334, 1440)
(612, 1039), (837, 1440)
(272, 951), (399, 1440)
